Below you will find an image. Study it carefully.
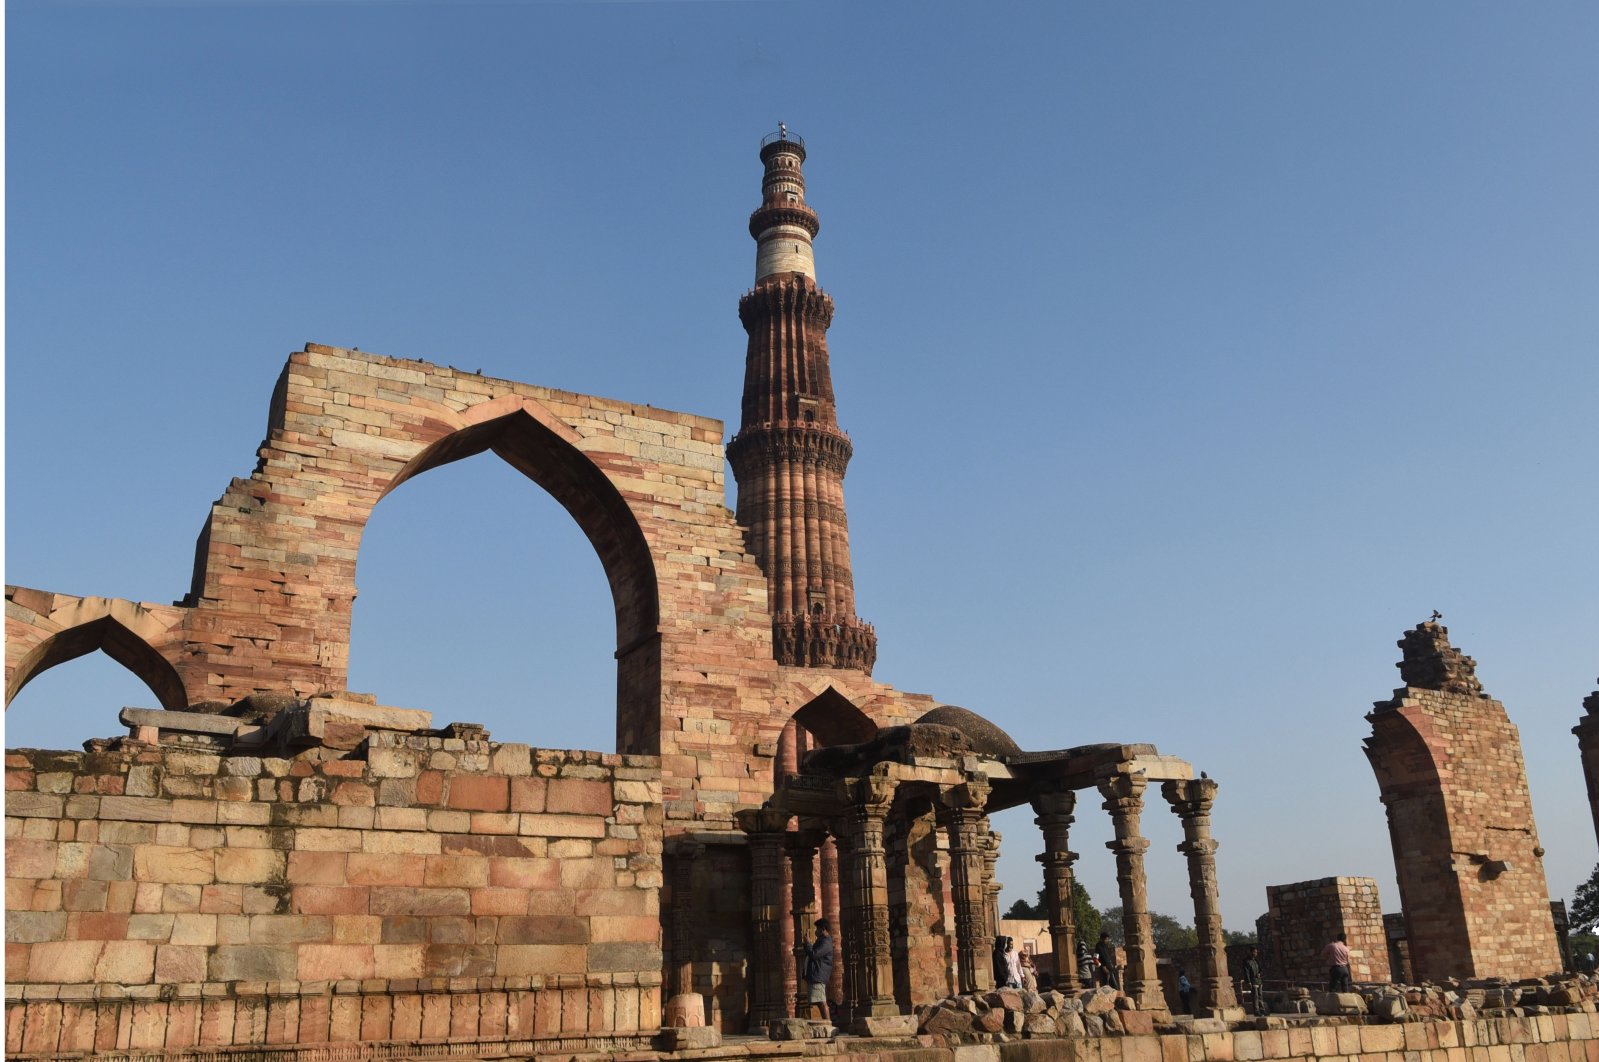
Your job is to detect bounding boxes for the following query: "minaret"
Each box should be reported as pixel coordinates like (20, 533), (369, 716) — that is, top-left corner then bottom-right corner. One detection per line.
(727, 129), (876, 674)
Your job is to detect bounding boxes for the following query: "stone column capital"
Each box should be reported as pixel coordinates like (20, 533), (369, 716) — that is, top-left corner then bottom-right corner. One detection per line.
(1030, 784), (1078, 821)
(1097, 769), (1148, 809)
(1161, 776), (1219, 818)
(939, 777), (991, 814)
(837, 774), (897, 817)
(1036, 848), (1079, 869)
(737, 803), (793, 837)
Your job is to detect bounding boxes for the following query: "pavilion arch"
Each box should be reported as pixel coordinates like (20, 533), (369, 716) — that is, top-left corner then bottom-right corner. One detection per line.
(362, 395), (662, 750)
(791, 685), (878, 747)
(6, 615), (187, 713)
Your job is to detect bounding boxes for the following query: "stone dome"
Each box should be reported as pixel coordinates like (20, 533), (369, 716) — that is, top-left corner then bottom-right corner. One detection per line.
(914, 705), (1023, 759)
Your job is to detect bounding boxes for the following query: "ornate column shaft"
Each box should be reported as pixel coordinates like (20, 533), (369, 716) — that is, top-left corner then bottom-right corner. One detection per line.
(737, 806), (792, 1027)
(1099, 771), (1165, 1013)
(981, 826), (1003, 939)
(788, 831), (822, 1012)
(940, 778), (994, 995)
(669, 842), (704, 998)
(1031, 785), (1079, 986)
(835, 776), (899, 1017)
(1162, 778), (1238, 1013)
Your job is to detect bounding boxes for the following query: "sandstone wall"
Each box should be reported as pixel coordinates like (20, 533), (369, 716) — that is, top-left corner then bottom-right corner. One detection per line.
(1367, 686), (1562, 981)
(3, 733), (663, 1056)
(1260, 876), (1390, 986)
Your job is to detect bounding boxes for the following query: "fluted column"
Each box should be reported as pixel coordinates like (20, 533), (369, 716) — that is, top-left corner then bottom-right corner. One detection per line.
(835, 775), (899, 1017)
(1099, 771), (1165, 1013)
(788, 830), (822, 1012)
(669, 842), (704, 998)
(1162, 778), (1238, 1013)
(737, 806), (792, 1027)
(940, 778), (994, 994)
(1031, 784), (1079, 986)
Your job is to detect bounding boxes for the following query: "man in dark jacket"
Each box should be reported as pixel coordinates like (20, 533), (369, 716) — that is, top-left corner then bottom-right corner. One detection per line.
(1095, 932), (1120, 990)
(802, 919), (834, 1020)
(1242, 945), (1266, 1015)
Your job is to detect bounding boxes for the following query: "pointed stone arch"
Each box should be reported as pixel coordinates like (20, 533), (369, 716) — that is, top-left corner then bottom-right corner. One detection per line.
(791, 685), (877, 747)
(6, 612), (187, 713)
(360, 394), (661, 751)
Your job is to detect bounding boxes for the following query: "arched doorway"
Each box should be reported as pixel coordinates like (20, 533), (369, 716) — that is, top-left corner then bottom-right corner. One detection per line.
(357, 400), (661, 754)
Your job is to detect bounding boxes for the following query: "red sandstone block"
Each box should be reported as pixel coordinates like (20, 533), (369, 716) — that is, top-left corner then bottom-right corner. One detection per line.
(29, 940), (103, 982)
(391, 994), (422, 1042)
(332, 782), (376, 807)
(299, 944), (375, 981)
(292, 886), (371, 915)
(8, 839), (58, 879)
(447, 775), (510, 812)
(297, 995), (331, 1044)
(471, 887), (530, 916)
(21, 1001), (63, 1054)
(359, 995), (392, 1042)
(480, 992), (509, 1039)
(129, 1002), (167, 1051)
(266, 996), (299, 1045)
(414, 771), (444, 805)
(546, 778), (612, 815)
(423, 856), (489, 888)
(7, 771), (35, 790)
(535, 987), (562, 1034)
(420, 994), (451, 1039)
(199, 999), (235, 1046)
(286, 851), (348, 885)
(510, 777), (546, 812)
(488, 857), (561, 890)
(6, 943), (30, 983)
(58, 1002), (99, 1053)
(95, 940), (156, 983)
(328, 997), (361, 1045)
(321, 760), (365, 779)
(94, 1001), (119, 1053)
(449, 994), (479, 1039)
(62, 879), (109, 911)
(346, 853), (424, 887)
(76, 911), (130, 939)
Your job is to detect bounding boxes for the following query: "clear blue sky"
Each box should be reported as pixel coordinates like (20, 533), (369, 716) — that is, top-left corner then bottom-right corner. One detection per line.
(6, 1), (1597, 934)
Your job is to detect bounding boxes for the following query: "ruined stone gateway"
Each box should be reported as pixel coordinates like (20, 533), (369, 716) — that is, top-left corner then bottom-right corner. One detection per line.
(3, 135), (1585, 1062)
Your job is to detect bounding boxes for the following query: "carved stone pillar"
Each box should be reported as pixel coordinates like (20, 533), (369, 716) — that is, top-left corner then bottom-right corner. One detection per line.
(788, 829), (823, 1012)
(820, 836), (844, 1007)
(981, 826), (1003, 939)
(1098, 771), (1165, 1013)
(1162, 778), (1238, 1014)
(669, 842), (704, 998)
(835, 775), (899, 1017)
(737, 806), (792, 1028)
(940, 778), (994, 995)
(1031, 784), (1079, 986)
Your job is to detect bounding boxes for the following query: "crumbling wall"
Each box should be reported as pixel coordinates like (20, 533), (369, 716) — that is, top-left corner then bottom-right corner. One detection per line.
(1366, 623), (1561, 981)
(1259, 877), (1390, 986)
(3, 718), (663, 1057)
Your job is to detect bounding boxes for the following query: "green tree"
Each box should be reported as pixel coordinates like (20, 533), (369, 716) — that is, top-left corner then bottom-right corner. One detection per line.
(1571, 863), (1599, 934)
(1099, 906), (1198, 950)
(1002, 881), (1100, 945)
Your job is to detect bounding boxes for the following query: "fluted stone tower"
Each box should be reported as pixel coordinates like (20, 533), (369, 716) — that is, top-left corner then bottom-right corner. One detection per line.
(727, 130), (876, 674)
(1364, 620), (1561, 981)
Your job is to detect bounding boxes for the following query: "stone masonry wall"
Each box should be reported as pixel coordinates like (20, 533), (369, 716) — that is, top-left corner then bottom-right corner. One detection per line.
(1367, 683), (1561, 981)
(1260, 877), (1390, 986)
(3, 733), (664, 1057)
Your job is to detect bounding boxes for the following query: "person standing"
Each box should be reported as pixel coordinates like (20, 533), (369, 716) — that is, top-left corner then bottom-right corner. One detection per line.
(1177, 968), (1193, 1014)
(1019, 949), (1038, 992)
(1095, 931), (1120, 990)
(1320, 932), (1352, 993)
(1242, 945), (1267, 1016)
(801, 919), (834, 1020)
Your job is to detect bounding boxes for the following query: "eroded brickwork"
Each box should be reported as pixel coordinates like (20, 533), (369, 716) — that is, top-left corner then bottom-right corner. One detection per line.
(4, 716), (662, 1056)
(1258, 877), (1390, 986)
(1365, 621), (1561, 981)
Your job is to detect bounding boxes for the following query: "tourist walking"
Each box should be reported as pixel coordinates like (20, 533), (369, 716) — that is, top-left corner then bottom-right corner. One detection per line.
(1177, 968), (1193, 1014)
(801, 919), (834, 1020)
(1320, 932), (1353, 993)
(1095, 931), (1120, 990)
(1077, 939), (1096, 988)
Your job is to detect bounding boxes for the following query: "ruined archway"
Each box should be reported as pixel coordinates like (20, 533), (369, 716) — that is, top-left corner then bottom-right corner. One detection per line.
(361, 397), (661, 752)
(6, 614), (187, 713)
